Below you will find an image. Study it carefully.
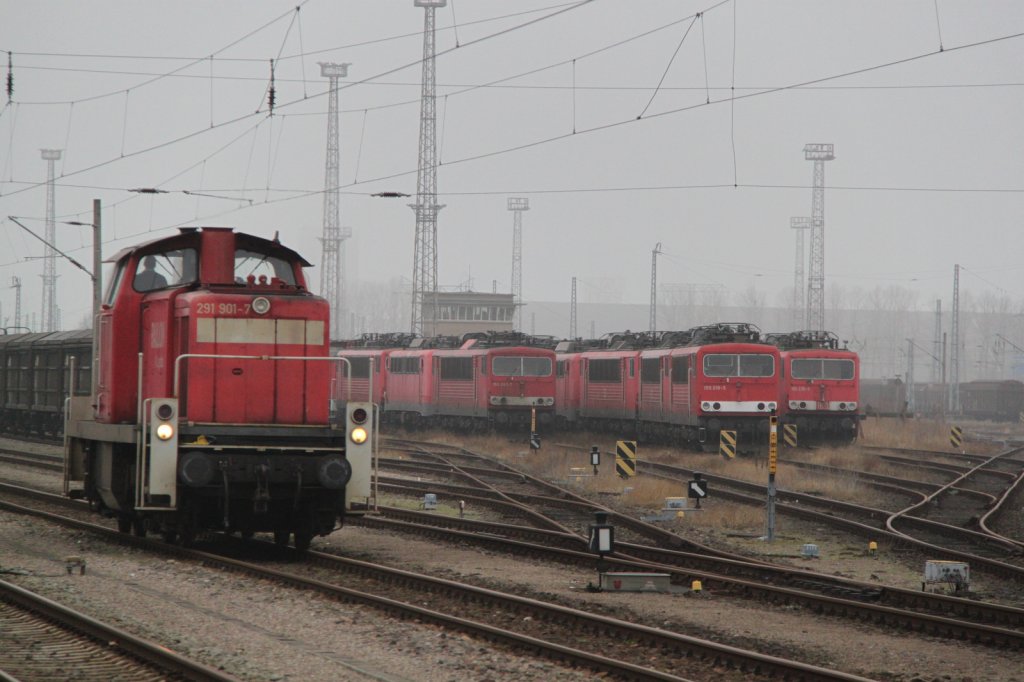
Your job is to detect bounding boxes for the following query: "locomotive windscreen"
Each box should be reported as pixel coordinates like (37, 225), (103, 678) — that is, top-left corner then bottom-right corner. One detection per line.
(791, 358), (855, 380)
(492, 356), (552, 377)
(703, 353), (774, 377)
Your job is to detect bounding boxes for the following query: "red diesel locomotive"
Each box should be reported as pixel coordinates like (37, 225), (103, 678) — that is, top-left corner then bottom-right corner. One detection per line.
(335, 331), (556, 430)
(765, 330), (859, 444)
(64, 227), (374, 550)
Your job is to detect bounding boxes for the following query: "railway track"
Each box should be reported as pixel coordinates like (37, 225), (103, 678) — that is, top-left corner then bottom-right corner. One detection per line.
(367, 479), (1024, 637)
(371, 442), (1024, 639)
(0, 486), (877, 682)
(634, 456), (1024, 581)
(0, 448), (63, 472)
(4, 436), (1023, 676)
(886, 448), (1024, 563)
(0, 578), (236, 681)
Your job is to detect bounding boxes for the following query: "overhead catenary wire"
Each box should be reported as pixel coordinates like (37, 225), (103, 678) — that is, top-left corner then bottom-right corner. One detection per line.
(0, 0), (598, 203)
(0, 2), (579, 69)
(637, 14), (699, 119)
(2, 5), (1024, 244)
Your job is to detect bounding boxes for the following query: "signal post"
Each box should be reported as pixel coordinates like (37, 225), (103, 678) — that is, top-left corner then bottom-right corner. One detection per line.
(765, 411), (778, 541)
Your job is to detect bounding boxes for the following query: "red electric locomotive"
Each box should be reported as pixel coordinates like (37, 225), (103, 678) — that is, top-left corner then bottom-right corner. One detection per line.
(332, 333), (417, 405)
(64, 227), (375, 550)
(360, 331), (556, 430)
(765, 330), (859, 445)
(637, 324), (779, 451)
(554, 331), (657, 432)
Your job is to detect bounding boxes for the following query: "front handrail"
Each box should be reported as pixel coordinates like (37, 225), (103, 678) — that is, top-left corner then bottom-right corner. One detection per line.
(172, 353), (352, 400)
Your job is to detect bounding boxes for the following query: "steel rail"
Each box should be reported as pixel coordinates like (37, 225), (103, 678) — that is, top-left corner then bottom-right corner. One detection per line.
(0, 495), (873, 682)
(0, 579), (237, 681)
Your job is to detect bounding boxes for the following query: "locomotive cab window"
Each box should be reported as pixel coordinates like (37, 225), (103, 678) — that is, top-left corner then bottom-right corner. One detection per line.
(792, 358), (855, 380)
(704, 353), (775, 378)
(133, 248), (197, 293)
(234, 248), (296, 285)
(104, 261), (127, 305)
(493, 356), (552, 377)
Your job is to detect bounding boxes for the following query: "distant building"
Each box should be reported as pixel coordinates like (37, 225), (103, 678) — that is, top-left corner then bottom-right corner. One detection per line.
(430, 291), (515, 337)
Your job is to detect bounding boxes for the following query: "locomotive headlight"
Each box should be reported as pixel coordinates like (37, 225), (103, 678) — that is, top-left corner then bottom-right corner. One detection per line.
(252, 296), (271, 315)
(156, 423), (175, 441)
(350, 426), (368, 444)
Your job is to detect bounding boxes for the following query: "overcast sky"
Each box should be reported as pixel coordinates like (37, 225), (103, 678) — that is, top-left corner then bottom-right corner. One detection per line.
(1, 0), (1022, 332)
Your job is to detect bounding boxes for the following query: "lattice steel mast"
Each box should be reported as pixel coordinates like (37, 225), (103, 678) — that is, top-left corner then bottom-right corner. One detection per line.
(508, 198), (529, 331)
(570, 277), (577, 339)
(803, 143), (834, 331)
(40, 149), (62, 332)
(790, 217), (812, 329)
(10, 276), (21, 329)
(932, 299), (942, 383)
(649, 243), (662, 334)
(950, 264), (961, 413)
(410, 0), (446, 336)
(319, 62), (351, 341)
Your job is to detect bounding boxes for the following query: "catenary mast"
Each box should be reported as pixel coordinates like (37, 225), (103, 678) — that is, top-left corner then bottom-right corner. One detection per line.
(410, 0), (446, 336)
(40, 149), (62, 332)
(790, 217), (812, 329)
(649, 243), (662, 334)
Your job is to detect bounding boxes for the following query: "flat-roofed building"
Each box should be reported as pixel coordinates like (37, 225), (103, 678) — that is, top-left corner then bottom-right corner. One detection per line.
(429, 291), (515, 336)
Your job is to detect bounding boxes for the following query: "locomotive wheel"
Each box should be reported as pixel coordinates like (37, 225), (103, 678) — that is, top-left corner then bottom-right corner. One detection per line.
(178, 525), (196, 547)
(161, 530), (178, 544)
(117, 515), (132, 534)
(241, 530), (255, 540)
(132, 517), (146, 537)
(293, 530), (313, 553)
(273, 529), (290, 548)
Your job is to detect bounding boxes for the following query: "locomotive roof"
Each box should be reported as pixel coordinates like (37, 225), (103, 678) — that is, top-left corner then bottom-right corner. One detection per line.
(764, 330), (841, 350)
(0, 328), (93, 348)
(105, 227), (312, 267)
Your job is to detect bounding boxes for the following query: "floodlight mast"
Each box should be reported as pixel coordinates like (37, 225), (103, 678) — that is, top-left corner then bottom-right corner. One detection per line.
(507, 198), (529, 330)
(319, 61), (351, 341)
(803, 143), (834, 332)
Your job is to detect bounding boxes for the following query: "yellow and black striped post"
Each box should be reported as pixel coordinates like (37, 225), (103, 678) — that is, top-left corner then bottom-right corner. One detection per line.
(950, 425), (963, 449)
(783, 423), (798, 448)
(766, 413), (778, 542)
(615, 440), (637, 480)
(719, 430), (737, 460)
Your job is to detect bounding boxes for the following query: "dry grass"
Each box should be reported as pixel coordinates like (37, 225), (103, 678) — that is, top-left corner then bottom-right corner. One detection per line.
(391, 430), (770, 534)
(385, 416), (1002, 533)
(858, 416), (954, 450)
